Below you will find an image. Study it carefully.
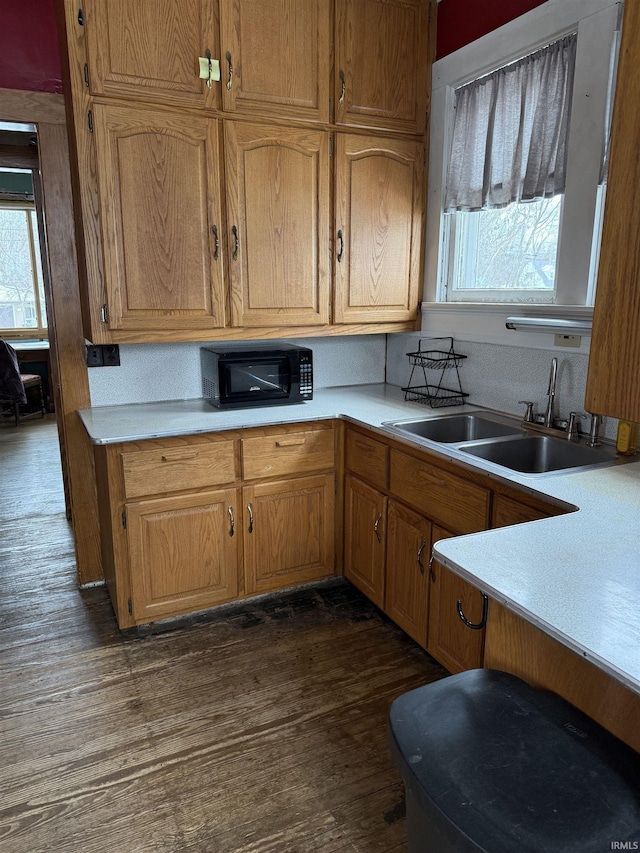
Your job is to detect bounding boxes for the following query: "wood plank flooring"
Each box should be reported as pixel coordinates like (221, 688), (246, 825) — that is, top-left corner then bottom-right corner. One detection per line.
(0, 419), (448, 853)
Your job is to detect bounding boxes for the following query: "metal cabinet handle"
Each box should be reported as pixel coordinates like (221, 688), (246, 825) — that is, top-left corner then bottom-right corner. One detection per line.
(232, 225), (239, 261)
(212, 224), (219, 261)
(338, 69), (345, 106)
(417, 538), (427, 575)
(373, 512), (382, 543)
(228, 505), (234, 537)
(247, 502), (254, 534)
(337, 229), (344, 263)
(161, 451), (198, 462)
(225, 51), (233, 90)
(456, 593), (488, 630)
(428, 555), (436, 582)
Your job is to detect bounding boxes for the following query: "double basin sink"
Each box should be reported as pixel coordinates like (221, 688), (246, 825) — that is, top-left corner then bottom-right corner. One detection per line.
(382, 412), (620, 477)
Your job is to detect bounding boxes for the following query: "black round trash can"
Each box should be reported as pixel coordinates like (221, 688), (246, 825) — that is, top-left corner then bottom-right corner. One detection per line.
(389, 669), (640, 852)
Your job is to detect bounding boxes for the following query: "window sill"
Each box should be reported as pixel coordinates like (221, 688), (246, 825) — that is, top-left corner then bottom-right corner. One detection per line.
(421, 302), (593, 352)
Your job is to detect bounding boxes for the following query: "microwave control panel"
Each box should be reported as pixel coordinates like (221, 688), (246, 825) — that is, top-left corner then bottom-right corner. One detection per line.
(300, 353), (313, 398)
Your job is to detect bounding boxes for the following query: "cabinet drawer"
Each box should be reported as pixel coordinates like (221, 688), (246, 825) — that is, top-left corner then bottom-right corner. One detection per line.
(390, 450), (489, 534)
(122, 440), (236, 499)
(492, 494), (549, 528)
(242, 428), (334, 480)
(345, 429), (388, 490)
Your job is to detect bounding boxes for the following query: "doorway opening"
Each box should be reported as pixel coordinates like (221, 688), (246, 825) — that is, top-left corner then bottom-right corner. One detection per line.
(0, 121), (71, 516)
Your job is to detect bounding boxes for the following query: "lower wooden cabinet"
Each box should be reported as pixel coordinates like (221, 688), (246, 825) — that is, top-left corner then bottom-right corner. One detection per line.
(343, 475), (387, 608)
(95, 422), (337, 628)
(385, 500), (431, 647)
(427, 527), (486, 673)
(127, 488), (239, 622)
(342, 425), (564, 674)
(243, 474), (335, 595)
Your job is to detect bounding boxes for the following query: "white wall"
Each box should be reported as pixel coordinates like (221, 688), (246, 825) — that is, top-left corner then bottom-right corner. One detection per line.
(88, 335), (387, 406)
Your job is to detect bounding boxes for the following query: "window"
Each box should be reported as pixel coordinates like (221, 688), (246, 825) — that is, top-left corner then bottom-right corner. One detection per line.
(425, 0), (621, 317)
(447, 197), (563, 302)
(0, 200), (47, 339)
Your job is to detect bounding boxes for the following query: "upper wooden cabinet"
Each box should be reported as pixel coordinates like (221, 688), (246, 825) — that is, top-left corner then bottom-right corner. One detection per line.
(61, 0), (432, 341)
(224, 121), (330, 327)
(219, 0), (331, 122)
(585, 0), (640, 423)
(334, 134), (424, 324)
(335, 0), (431, 133)
(93, 103), (228, 332)
(84, 0), (220, 108)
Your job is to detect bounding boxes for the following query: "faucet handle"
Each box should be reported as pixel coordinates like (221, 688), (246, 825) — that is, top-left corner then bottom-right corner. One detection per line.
(567, 411), (585, 441)
(518, 401), (535, 423)
(585, 412), (602, 447)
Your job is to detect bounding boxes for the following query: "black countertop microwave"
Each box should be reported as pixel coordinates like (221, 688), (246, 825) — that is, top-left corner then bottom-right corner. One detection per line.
(201, 344), (313, 409)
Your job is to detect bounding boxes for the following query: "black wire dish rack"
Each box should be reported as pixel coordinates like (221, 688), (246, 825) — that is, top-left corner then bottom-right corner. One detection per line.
(402, 337), (469, 408)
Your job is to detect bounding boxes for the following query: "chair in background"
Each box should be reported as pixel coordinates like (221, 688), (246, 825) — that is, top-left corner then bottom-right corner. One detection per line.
(0, 339), (46, 426)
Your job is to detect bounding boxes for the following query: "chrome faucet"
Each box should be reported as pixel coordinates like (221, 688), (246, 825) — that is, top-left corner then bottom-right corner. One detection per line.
(544, 357), (558, 428)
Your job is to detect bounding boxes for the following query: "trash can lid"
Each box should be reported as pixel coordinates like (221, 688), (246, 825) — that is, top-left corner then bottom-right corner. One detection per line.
(389, 669), (640, 853)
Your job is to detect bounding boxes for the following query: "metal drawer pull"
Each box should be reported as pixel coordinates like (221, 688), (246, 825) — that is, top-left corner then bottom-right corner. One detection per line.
(225, 51), (233, 90)
(456, 593), (488, 630)
(228, 506), (235, 537)
(160, 451), (198, 462)
(212, 224), (219, 260)
(337, 229), (344, 262)
(232, 225), (239, 261)
(247, 502), (254, 534)
(428, 555), (436, 582)
(373, 512), (382, 543)
(417, 538), (426, 574)
(275, 438), (305, 447)
(338, 69), (346, 106)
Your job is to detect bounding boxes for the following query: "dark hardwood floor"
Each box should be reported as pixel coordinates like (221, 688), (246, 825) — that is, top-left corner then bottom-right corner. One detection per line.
(0, 418), (448, 853)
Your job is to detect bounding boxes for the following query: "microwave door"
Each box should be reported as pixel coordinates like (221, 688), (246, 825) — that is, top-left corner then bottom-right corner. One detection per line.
(236, 365), (282, 392)
(229, 361), (289, 397)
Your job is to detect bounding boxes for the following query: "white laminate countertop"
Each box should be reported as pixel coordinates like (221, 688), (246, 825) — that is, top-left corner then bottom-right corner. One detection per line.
(78, 383), (640, 694)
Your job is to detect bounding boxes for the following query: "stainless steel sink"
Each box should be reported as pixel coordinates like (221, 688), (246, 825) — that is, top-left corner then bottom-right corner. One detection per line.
(384, 413), (524, 444)
(461, 434), (616, 474)
(381, 411), (629, 477)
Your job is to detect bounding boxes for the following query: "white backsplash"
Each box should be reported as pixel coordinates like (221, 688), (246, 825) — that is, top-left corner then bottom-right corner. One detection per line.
(88, 331), (617, 441)
(88, 335), (387, 406)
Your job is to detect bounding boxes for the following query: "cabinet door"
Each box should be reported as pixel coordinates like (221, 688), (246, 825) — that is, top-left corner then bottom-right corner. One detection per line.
(427, 527), (486, 673)
(385, 500), (431, 648)
(85, 0), (219, 108)
(584, 0), (640, 423)
(225, 122), (330, 327)
(335, 0), (430, 133)
(220, 0), (331, 122)
(243, 474), (335, 595)
(127, 488), (239, 622)
(343, 475), (387, 608)
(93, 104), (227, 333)
(334, 134), (424, 324)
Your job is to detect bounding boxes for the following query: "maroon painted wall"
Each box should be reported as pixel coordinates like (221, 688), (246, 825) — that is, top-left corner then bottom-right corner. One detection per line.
(0, 0), (546, 95)
(0, 0), (62, 94)
(436, 0), (548, 59)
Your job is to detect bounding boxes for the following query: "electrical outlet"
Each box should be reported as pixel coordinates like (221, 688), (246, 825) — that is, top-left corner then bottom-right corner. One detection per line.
(554, 334), (581, 348)
(85, 344), (120, 367)
(86, 345), (103, 367)
(103, 344), (120, 366)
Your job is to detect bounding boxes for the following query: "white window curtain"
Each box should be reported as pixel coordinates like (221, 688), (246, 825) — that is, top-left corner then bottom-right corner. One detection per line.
(444, 33), (578, 212)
